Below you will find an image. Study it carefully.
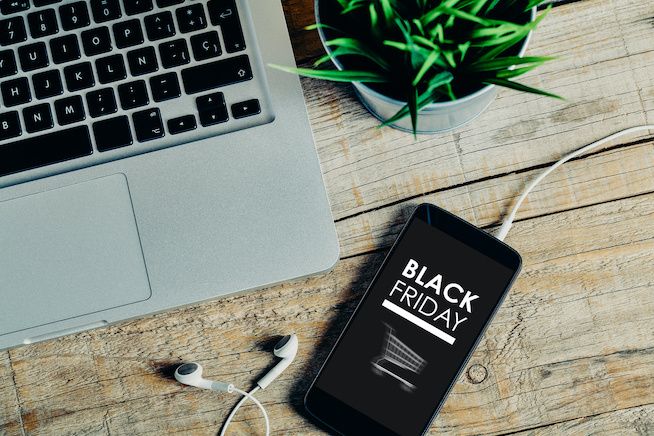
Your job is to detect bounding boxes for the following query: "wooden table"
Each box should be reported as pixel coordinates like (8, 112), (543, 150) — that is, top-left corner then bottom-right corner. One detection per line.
(2, 0), (654, 434)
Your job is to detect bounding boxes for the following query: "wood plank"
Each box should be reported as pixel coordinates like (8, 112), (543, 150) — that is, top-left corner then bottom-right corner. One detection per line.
(302, 0), (654, 220)
(335, 139), (654, 257)
(510, 403), (654, 435)
(6, 190), (654, 435)
(0, 352), (23, 436)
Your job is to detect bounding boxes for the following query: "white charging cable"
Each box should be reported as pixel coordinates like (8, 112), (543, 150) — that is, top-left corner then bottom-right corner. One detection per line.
(495, 125), (654, 241)
(220, 386), (270, 436)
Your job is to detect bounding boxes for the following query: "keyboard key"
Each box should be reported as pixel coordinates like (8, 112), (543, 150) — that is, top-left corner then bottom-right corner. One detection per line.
(144, 11), (175, 41)
(0, 50), (17, 78)
(0, 17), (27, 46)
(0, 111), (21, 141)
(50, 34), (81, 64)
(54, 95), (85, 124)
(196, 91), (223, 110)
(91, 0), (122, 23)
(0, 0), (29, 15)
(150, 72), (180, 102)
(33, 0), (63, 6)
(63, 61), (95, 91)
(93, 115), (133, 151)
(113, 19), (143, 49)
(33, 69), (63, 99)
(181, 54), (252, 94)
(0, 125), (92, 178)
(219, 20), (245, 53)
(18, 42), (49, 71)
(207, 0), (245, 53)
(23, 103), (53, 133)
(156, 0), (183, 7)
(81, 26), (112, 56)
(118, 80), (148, 109)
(190, 31), (221, 61)
(58, 1), (90, 31)
(231, 99), (260, 119)
(96, 53), (126, 83)
(199, 106), (228, 126)
(27, 9), (58, 38)
(127, 46), (158, 76)
(1, 77), (31, 107)
(123, 0), (152, 16)
(196, 92), (227, 126)
(86, 87), (117, 118)
(133, 108), (164, 142)
(167, 114), (196, 134)
(175, 4), (206, 34)
(159, 38), (189, 68)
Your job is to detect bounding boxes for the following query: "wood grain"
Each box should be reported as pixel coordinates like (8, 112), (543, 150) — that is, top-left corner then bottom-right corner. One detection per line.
(511, 404), (654, 435)
(5, 190), (654, 435)
(335, 138), (654, 257)
(3, 0), (654, 435)
(0, 352), (22, 436)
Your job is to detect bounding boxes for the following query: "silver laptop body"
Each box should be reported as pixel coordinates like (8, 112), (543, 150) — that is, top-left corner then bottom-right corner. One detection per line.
(0, 0), (339, 350)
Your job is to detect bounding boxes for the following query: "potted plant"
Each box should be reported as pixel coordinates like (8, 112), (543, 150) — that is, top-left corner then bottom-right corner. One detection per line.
(272, 0), (560, 135)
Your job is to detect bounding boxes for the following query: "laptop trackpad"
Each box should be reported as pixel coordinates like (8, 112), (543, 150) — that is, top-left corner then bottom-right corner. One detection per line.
(0, 174), (151, 336)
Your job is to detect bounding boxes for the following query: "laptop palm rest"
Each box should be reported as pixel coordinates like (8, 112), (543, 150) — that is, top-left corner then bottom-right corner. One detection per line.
(0, 174), (151, 336)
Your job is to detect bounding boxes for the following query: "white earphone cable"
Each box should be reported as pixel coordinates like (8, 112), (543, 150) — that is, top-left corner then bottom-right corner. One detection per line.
(495, 125), (654, 241)
(220, 386), (270, 436)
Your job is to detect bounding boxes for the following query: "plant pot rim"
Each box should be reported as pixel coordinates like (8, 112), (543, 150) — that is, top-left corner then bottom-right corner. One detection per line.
(314, 0), (537, 110)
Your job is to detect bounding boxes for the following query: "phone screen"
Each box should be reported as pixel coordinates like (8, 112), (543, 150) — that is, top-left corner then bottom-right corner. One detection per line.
(308, 205), (520, 436)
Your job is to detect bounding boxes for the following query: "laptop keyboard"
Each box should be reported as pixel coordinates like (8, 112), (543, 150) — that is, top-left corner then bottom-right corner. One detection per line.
(0, 0), (273, 180)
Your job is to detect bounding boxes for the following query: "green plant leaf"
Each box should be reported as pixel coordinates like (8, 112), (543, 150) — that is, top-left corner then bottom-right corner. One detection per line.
(445, 82), (456, 100)
(336, 0), (349, 9)
(495, 64), (542, 78)
(412, 50), (442, 85)
(485, 0), (502, 13)
(436, 6), (492, 26)
(377, 0), (395, 23)
(304, 23), (340, 32)
(326, 37), (391, 70)
(442, 50), (457, 68)
(369, 3), (378, 28)
(382, 71), (453, 128)
(341, 0), (367, 14)
(268, 64), (389, 83)
(526, 0), (547, 10)
(458, 41), (471, 62)
(383, 40), (412, 51)
(468, 55), (555, 72)
(468, 0), (490, 15)
(420, 0), (460, 26)
(409, 86), (418, 136)
(483, 77), (562, 99)
(412, 18), (425, 36)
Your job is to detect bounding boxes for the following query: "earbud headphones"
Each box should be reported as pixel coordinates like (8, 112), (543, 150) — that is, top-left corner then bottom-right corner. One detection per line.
(174, 333), (298, 436)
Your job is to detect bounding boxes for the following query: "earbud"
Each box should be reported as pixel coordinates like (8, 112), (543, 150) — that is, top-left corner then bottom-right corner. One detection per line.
(174, 333), (298, 391)
(174, 334), (297, 436)
(256, 333), (298, 389)
(174, 362), (234, 393)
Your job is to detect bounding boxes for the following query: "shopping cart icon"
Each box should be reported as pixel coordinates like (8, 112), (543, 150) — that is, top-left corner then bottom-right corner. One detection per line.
(371, 324), (426, 391)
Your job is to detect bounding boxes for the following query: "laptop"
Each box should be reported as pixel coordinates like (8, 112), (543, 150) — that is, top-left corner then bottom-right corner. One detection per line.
(0, 0), (339, 350)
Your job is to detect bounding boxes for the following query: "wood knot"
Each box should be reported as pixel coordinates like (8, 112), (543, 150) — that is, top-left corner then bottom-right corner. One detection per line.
(467, 364), (488, 384)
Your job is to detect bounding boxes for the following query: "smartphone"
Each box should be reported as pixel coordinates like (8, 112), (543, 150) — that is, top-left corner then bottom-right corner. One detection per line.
(305, 203), (522, 436)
